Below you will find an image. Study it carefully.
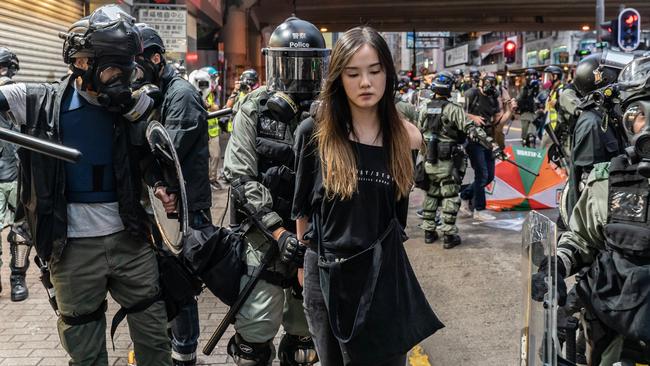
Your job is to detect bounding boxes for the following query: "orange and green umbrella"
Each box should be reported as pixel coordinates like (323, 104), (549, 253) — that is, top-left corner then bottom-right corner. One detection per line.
(486, 146), (567, 211)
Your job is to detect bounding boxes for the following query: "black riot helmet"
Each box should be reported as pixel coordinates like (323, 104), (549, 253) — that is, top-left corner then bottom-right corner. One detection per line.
(544, 65), (564, 82)
(469, 66), (480, 83)
(136, 23), (165, 54)
(239, 69), (259, 91)
(431, 71), (454, 97)
(60, 5), (143, 110)
(573, 53), (621, 96)
(263, 16), (330, 123)
(134, 23), (166, 87)
(0, 47), (19, 79)
(525, 68), (538, 77)
(525, 68), (540, 90)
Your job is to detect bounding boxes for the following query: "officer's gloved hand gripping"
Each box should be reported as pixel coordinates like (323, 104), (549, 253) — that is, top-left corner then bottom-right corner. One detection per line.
(531, 256), (568, 306)
(275, 228), (306, 267)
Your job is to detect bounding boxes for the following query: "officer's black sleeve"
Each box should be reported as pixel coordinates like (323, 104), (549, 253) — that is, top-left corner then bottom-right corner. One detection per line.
(162, 87), (208, 163)
(292, 117), (318, 220)
(0, 91), (8, 111)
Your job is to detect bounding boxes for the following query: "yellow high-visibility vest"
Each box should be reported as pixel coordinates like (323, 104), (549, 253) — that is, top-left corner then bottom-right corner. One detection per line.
(207, 92), (220, 138)
(546, 84), (563, 130)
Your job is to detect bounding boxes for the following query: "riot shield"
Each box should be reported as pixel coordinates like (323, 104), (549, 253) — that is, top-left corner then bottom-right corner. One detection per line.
(521, 211), (561, 366)
(146, 121), (188, 256)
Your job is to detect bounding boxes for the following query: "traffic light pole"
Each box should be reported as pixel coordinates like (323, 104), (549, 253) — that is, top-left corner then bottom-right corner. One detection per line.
(596, 0), (605, 41)
(412, 28), (417, 78)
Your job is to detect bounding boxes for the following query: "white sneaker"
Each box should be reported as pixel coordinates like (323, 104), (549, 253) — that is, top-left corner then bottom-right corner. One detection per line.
(458, 200), (473, 218)
(473, 210), (496, 221)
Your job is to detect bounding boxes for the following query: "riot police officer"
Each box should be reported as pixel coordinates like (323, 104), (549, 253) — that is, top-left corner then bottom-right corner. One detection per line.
(561, 52), (628, 225)
(0, 6), (171, 364)
(0, 47), (18, 85)
(468, 66), (480, 88)
(531, 56), (650, 366)
(223, 16), (327, 365)
(0, 47), (29, 301)
(517, 68), (541, 147)
(134, 23), (211, 366)
(417, 71), (486, 248)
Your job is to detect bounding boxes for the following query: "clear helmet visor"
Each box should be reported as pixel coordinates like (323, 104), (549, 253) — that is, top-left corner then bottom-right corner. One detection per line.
(618, 57), (650, 91)
(265, 49), (330, 97)
(89, 4), (133, 29)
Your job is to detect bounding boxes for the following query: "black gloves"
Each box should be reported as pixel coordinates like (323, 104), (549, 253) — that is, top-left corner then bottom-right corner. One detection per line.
(277, 231), (306, 267)
(531, 256), (568, 306)
(122, 84), (161, 122)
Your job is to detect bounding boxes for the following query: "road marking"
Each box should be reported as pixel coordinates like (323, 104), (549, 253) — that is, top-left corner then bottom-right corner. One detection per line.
(509, 126), (522, 132)
(409, 345), (432, 366)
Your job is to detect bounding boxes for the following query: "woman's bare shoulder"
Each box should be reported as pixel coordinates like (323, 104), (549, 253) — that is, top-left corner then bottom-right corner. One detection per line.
(402, 119), (422, 149)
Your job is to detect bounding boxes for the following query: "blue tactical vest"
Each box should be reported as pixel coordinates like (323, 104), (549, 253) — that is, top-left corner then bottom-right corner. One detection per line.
(60, 88), (117, 203)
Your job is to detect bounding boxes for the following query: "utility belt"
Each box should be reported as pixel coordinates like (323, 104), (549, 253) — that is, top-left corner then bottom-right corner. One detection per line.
(247, 264), (297, 289)
(426, 138), (462, 164)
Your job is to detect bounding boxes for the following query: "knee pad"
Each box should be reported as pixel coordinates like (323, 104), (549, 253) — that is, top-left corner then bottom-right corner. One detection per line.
(278, 334), (318, 366)
(227, 333), (275, 366)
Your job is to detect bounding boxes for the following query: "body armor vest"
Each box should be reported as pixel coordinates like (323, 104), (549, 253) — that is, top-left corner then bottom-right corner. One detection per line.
(60, 88), (117, 203)
(425, 99), (465, 142)
(231, 91), (296, 230)
(605, 155), (650, 257)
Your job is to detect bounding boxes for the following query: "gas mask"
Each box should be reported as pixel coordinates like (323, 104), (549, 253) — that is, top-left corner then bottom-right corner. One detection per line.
(267, 91), (303, 124)
(133, 57), (159, 89)
(72, 58), (133, 111)
(91, 58), (137, 112)
(622, 101), (650, 176)
(481, 77), (497, 96)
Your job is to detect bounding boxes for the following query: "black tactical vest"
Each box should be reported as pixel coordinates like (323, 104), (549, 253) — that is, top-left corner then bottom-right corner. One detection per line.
(604, 155), (650, 257)
(425, 99), (465, 142)
(231, 91), (297, 230)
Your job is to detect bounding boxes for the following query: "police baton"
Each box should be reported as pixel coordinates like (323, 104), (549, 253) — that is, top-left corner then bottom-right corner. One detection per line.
(207, 108), (233, 120)
(202, 183), (279, 355)
(0, 126), (82, 163)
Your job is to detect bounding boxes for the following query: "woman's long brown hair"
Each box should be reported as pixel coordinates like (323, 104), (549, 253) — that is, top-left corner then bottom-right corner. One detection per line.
(315, 26), (413, 200)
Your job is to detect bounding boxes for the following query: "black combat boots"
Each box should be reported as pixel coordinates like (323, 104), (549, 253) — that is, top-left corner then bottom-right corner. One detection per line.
(443, 234), (461, 249)
(424, 230), (438, 244)
(10, 274), (28, 302)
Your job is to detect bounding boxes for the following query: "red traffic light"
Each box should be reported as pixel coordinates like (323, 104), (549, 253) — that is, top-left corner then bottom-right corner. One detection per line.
(505, 41), (516, 51)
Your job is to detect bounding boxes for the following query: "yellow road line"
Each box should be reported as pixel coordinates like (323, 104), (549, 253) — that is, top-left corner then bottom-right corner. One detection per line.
(509, 126), (522, 132)
(409, 345), (432, 366)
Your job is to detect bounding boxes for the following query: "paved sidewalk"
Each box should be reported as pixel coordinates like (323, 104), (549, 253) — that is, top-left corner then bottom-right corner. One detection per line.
(0, 177), (533, 365)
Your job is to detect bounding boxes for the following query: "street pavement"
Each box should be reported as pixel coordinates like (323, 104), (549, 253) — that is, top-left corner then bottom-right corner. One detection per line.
(0, 118), (559, 365)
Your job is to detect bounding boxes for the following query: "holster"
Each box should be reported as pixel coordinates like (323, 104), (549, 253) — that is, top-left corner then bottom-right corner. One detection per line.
(426, 137), (439, 164)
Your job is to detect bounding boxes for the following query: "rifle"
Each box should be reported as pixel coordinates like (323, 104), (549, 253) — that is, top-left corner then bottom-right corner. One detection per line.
(473, 134), (540, 177)
(202, 180), (280, 355)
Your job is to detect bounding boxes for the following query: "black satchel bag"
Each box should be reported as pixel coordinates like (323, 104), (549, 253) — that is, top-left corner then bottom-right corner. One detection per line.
(315, 214), (444, 365)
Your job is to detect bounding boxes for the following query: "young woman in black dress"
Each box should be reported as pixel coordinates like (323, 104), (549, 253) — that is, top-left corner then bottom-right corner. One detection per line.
(292, 26), (443, 366)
